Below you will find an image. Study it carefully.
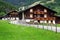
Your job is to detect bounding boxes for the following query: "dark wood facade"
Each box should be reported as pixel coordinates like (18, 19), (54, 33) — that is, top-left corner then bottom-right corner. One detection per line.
(24, 6), (55, 19)
(3, 10), (19, 20)
(55, 16), (60, 24)
(7, 11), (18, 17)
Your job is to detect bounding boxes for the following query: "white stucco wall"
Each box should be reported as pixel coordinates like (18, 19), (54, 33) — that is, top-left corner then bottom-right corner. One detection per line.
(25, 19), (34, 22)
(2, 17), (19, 20)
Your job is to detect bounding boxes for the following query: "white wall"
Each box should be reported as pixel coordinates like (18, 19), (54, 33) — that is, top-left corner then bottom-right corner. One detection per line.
(2, 17), (19, 20)
(25, 19), (34, 22)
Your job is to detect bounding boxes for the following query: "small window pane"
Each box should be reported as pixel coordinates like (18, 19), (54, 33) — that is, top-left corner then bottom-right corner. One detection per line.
(30, 9), (33, 12)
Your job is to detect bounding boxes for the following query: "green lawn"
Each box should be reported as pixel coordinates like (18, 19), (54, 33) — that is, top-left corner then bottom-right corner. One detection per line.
(0, 20), (60, 40)
(56, 24), (60, 27)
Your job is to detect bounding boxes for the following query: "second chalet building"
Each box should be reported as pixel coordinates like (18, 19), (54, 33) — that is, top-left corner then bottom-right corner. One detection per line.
(19, 4), (57, 24)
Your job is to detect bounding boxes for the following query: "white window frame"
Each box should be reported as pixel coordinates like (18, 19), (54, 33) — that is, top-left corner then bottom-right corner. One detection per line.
(44, 14), (47, 18)
(30, 14), (33, 18)
(44, 9), (47, 13)
(30, 9), (33, 12)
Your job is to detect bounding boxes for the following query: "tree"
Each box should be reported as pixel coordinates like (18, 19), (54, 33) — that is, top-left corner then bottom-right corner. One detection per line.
(0, 12), (5, 17)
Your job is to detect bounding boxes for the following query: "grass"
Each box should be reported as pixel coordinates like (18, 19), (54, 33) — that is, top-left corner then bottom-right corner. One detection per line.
(0, 20), (60, 40)
(56, 24), (60, 27)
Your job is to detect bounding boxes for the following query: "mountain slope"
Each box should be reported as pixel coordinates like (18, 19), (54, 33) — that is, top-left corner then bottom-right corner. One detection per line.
(3, 0), (49, 6)
(3, 0), (60, 15)
(1, 0), (60, 15)
(0, 0), (17, 16)
(0, 0), (17, 12)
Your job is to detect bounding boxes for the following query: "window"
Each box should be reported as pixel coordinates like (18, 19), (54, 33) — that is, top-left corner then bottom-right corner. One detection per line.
(37, 9), (40, 12)
(30, 14), (33, 18)
(44, 20), (47, 23)
(37, 14), (44, 18)
(40, 14), (44, 17)
(48, 20), (51, 23)
(30, 9), (33, 12)
(34, 15), (36, 18)
(44, 9), (47, 13)
(44, 14), (47, 18)
(37, 15), (40, 18)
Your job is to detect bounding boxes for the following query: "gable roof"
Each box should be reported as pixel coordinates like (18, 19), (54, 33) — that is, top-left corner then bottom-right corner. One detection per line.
(0, 10), (18, 18)
(19, 3), (57, 13)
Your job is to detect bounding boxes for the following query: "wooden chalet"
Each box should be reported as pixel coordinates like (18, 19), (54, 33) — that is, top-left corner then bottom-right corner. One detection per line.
(2, 10), (19, 20)
(19, 4), (57, 24)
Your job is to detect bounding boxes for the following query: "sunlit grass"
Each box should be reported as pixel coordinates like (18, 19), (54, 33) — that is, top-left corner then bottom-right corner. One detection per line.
(0, 20), (60, 40)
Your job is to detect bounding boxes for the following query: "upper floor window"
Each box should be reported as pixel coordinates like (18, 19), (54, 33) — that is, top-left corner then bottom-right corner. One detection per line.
(44, 9), (47, 13)
(34, 15), (36, 18)
(30, 9), (33, 13)
(44, 14), (47, 18)
(40, 14), (44, 17)
(37, 9), (40, 11)
(37, 14), (44, 18)
(30, 14), (33, 18)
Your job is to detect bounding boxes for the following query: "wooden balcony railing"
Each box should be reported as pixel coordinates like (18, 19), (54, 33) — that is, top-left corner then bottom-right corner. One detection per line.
(34, 17), (55, 20)
(34, 11), (45, 14)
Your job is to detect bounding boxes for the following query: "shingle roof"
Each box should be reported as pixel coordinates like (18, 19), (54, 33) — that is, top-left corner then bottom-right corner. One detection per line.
(19, 3), (57, 13)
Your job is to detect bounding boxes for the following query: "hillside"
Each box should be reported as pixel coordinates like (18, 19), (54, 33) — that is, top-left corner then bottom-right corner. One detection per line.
(3, 0), (49, 6)
(3, 0), (60, 15)
(0, 0), (17, 16)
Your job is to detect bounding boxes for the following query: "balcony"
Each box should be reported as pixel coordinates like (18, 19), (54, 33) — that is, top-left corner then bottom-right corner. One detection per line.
(34, 17), (55, 20)
(34, 11), (45, 14)
(34, 17), (44, 20)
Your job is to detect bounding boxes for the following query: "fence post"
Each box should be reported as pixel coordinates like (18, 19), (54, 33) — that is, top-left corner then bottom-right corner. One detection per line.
(37, 22), (39, 28)
(43, 23), (44, 29)
(32, 20), (34, 27)
(55, 24), (57, 33)
(51, 23), (52, 31)
(47, 23), (49, 30)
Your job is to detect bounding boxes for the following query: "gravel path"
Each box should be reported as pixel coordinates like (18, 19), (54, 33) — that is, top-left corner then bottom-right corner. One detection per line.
(10, 20), (60, 32)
